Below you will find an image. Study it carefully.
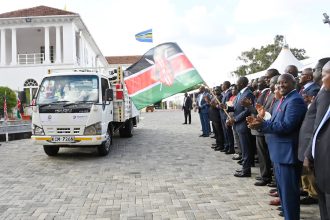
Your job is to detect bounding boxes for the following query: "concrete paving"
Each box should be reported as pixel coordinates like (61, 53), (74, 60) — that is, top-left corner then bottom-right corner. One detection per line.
(0, 110), (320, 219)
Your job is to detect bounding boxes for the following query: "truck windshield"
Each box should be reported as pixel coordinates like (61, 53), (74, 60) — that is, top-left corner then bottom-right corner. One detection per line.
(36, 75), (99, 104)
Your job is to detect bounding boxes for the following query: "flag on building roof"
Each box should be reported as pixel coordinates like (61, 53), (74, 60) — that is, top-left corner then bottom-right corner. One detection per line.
(135, 29), (153, 43)
(16, 97), (22, 119)
(3, 94), (8, 121)
(124, 42), (204, 110)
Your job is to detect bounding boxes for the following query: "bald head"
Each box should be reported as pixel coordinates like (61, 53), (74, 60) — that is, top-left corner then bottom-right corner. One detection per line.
(237, 76), (249, 91)
(257, 76), (268, 90)
(313, 58), (330, 86)
(266, 69), (280, 78)
(299, 68), (313, 85)
(285, 65), (298, 78)
(221, 81), (231, 91)
(270, 75), (279, 92)
(322, 61), (330, 73)
(265, 68), (280, 86)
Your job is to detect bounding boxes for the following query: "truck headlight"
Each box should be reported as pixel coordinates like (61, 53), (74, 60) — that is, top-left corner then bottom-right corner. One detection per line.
(33, 124), (44, 135)
(84, 122), (102, 135)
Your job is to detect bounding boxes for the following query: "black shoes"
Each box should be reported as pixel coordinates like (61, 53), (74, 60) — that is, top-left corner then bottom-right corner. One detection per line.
(225, 150), (235, 154)
(234, 172), (251, 177)
(300, 196), (318, 205)
(182, 122), (187, 124)
(214, 147), (224, 151)
(255, 176), (262, 181)
(199, 134), (209, 137)
(267, 182), (277, 187)
(232, 154), (242, 160)
(300, 190), (308, 197)
(254, 180), (271, 186)
(269, 188), (277, 194)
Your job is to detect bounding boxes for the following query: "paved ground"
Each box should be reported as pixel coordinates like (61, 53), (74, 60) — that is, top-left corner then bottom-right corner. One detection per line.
(0, 110), (320, 220)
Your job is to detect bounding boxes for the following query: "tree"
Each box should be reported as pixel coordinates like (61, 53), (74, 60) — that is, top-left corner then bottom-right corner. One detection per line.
(0, 87), (17, 117)
(232, 35), (308, 76)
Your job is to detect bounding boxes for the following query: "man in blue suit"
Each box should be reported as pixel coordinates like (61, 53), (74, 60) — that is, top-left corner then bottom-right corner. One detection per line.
(224, 77), (255, 177)
(248, 73), (307, 220)
(196, 86), (211, 137)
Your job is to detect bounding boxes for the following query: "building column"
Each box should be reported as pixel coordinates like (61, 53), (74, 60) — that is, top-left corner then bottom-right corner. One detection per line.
(44, 26), (50, 64)
(11, 28), (17, 65)
(55, 26), (62, 64)
(1, 29), (6, 65)
(62, 23), (75, 64)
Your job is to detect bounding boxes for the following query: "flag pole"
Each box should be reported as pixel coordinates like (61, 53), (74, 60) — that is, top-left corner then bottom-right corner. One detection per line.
(4, 91), (8, 142)
(193, 69), (231, 118)
(199, 77), (231, 119)
(205, 85), (231, 118)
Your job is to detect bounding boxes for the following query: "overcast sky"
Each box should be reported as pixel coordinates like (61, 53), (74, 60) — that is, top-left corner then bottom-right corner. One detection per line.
(1, 0), (330, 86)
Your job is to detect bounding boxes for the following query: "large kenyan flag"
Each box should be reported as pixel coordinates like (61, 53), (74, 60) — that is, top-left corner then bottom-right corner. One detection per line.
(124, 42), (204, 110)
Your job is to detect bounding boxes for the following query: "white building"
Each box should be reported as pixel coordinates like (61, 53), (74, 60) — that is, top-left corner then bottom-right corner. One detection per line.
(0, 5), (109, 104)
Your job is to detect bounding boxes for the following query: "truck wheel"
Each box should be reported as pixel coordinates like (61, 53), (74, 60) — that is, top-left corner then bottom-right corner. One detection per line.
(119, 119), (133, 138)
(43, 145), (59, 156)
(97, 129), (112, 156)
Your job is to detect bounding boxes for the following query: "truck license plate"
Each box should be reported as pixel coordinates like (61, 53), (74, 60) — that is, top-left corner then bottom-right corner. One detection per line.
(51, 136), (74, 143)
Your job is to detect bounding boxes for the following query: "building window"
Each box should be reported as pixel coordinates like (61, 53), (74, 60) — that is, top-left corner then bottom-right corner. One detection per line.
(23, 79), (39, 104)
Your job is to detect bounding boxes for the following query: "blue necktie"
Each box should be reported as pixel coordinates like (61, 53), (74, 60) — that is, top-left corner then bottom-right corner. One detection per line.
(234, 92), (241, 106)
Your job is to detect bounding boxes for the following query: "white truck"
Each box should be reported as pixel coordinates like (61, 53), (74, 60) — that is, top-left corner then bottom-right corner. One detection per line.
(31, 67), (139, 156)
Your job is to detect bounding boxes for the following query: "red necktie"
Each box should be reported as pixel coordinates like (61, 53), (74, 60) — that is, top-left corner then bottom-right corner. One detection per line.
(299, 86), (305, 95)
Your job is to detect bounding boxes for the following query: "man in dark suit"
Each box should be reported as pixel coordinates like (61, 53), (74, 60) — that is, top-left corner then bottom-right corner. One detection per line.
(220, 81), (234, 153)
(298, 65), (327, 206)
(208, 87), (224, 150)
(196, 86), (211, 137)
(223, 76), (255, 177)
(265, 68), (280, 86)
(285, 65), (301, 91)
(248, 73), (307, 220)
(304, 61), (330, 220)
(299, 68), (320, 105)
(242, 76), (273, 186)
(182, 92), (192, 124)
(313, 57), (330, 87)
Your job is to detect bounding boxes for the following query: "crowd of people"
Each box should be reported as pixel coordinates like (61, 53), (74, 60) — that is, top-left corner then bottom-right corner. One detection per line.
(181, 58), (330, 220)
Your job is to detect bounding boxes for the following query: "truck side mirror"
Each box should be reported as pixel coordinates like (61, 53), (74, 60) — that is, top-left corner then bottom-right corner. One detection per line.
(105, 88), (113, 101)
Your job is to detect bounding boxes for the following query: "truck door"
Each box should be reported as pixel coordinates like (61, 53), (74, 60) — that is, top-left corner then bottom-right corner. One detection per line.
(101, 78), (113, 121)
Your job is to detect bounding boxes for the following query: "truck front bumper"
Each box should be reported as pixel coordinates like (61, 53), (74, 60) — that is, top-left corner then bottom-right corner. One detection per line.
(31, 135), (106, 146)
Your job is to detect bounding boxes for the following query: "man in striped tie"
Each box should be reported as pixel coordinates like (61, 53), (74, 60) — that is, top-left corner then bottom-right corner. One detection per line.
(304, 60), (330, 220)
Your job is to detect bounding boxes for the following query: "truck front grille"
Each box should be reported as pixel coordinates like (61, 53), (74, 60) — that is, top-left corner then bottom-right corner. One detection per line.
(45, 127), (82, 135)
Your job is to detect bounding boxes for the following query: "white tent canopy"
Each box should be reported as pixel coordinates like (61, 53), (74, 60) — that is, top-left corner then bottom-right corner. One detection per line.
(246, 45), (303, 80)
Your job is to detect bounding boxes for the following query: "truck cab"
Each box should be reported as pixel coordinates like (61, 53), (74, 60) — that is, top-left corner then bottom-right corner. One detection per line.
(31, 71), (114, 156)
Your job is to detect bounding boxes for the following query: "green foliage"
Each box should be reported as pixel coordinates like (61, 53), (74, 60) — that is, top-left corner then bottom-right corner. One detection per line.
(0, 87), (17, 114)
(233, 35), (308, 76)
